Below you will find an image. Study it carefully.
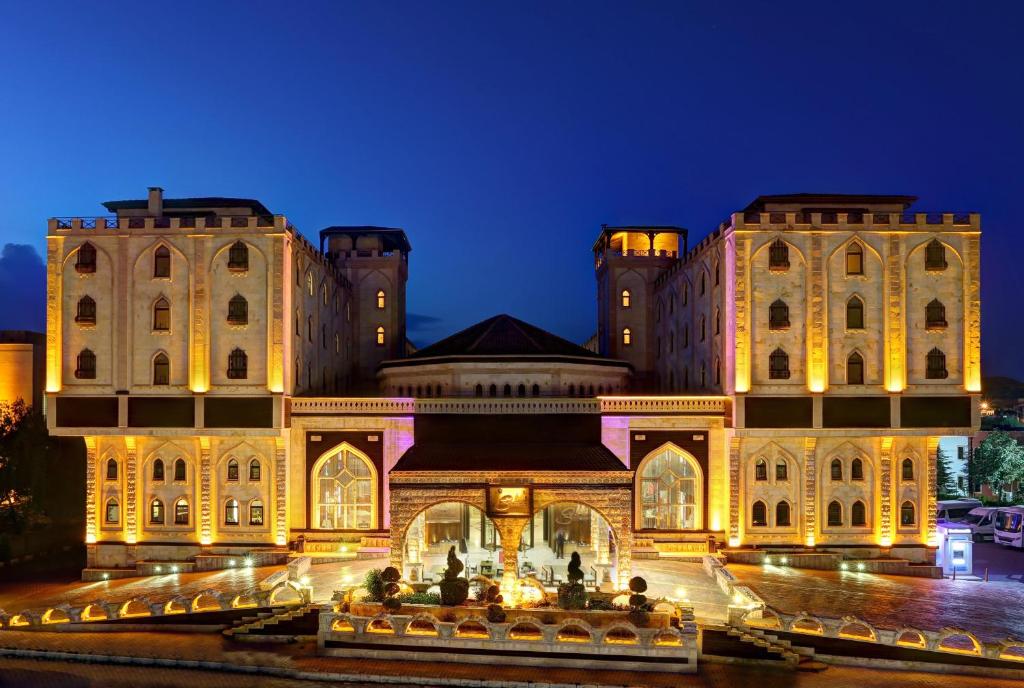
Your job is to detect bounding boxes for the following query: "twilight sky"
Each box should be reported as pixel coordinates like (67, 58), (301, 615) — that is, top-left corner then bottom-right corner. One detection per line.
(0, 2), (1021, 378)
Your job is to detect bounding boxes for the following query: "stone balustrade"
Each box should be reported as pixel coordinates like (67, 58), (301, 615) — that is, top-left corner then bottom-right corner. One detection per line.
(733, 211), (979, 231)
(290, 396), (726, 416)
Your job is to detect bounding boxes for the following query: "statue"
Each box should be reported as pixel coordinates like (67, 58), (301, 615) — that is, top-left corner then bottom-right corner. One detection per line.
(439, 546), (469, 606)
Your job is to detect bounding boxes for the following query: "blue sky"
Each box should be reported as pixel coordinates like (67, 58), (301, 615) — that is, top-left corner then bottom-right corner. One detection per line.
(1, 1), (1021, 377)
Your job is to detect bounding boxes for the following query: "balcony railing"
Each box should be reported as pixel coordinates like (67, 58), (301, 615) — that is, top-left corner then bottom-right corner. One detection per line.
(735, 211), (978, 229)
(51, 215), (287, 232)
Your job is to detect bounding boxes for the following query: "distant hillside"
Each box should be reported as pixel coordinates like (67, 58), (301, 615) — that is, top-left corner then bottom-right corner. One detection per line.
(983, 376), (1024, 406)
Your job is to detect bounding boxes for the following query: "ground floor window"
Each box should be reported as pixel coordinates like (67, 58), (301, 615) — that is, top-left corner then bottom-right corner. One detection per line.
(638, 446), (700, 530)
(314, 445), (374, 529)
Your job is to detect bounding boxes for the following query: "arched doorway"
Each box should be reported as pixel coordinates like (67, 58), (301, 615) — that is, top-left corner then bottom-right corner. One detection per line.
(311, 443), (377, 530)
(520, 501), (616, 585)
(634, 443), (703, 531)
(403, 502), (501, 582)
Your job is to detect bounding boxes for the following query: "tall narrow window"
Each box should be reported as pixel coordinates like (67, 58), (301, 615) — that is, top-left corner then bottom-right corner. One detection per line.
(925, 299), (947, 329)
(847, 352), (864, 385)
(503, 383), (512, 397)
(532, 383), (540, 396)
(150, 499), (165, 524)
(174, 499), (189, 525)
(681, 283), (688, 306)
(322, 284), (328, 306)
(105, 498), (119, 524)
(926, 348), (947, 379)
(154, 246), (171, 278)
(768, 348), (789, 379)
(75, 242), (97, 273)
(475, 384), (483, 397)
(902, 458), (914, 481)
(751, 501), (768, 527)
(768, 238), (789, 270)
(900, 501), (916, 526)
(714, 359), (721, 385)
(224, 499), (240, 526)
(153, 458), (165, 481)
(776, 460), (788, 481)
(227, 348), (248, 379)
(769, 299), (789, 330)
(846, 296), (864, 329)
(776, 501), (791, 527)
(699, 363), (707, 387)
(306, 272), (313, 296)
(714, 308), (720, 335)
(489, 383), (497, 397)
(830, 458), (842, 481)
(925, 239), (947, 270)
(75, 296), (96, 324)
(227, 458), (239, 482)
(173, 458), (186, 481)
(76, 349), (97, 379)
(846, 242), (864, 275)
(228, 240), (248, 271)
(106, 458), (118, 480)
(567, 384), (574, 396)
(755, 459), (768, 481)
(699, 272), (706, 295)
(827, 500), (842, 527)
(307, 316), (313, 342)
(699, 316), (706, 342)
(377, 290), (386, 309)
(621, 289), (631, 308)
(322, 324), (327, 348)
(683, 325), (689, 348)
(249, 500), (264, 526)
(228, 294), (248, 325)
(851, 457), (864, 480)
(153, 353), (169, 385)
(249, 459), (261, 481)
(517, 383), (526, 397)
(714, 261), (720, 286)
(622, 328), (631, 345)
(851, 500), (867, 526)
(376, 326), (385, 346)
(153, 298), (170, 331)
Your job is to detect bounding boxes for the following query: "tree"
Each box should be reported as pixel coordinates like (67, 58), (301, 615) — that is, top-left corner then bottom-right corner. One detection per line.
(935, 445), (955, 497)
(0, 400), (55, 530)
(972, 431), (1024, 501)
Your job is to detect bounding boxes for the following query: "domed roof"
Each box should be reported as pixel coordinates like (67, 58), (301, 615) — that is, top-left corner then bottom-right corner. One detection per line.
(408, 314), (600, 360)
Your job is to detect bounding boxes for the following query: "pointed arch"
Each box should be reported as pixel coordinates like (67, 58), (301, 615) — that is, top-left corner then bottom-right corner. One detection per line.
(310, 441), (378, 530)
(153, 244), (171, 278)
(634, 442), (704, 530)
(152, 295), (171, 331)
(152, 350), (170, 385)
(751, 235), (807, 269)
(847, 350), (864, 384)
(846, 294), (865, 329)
(905, 236), (964, 270)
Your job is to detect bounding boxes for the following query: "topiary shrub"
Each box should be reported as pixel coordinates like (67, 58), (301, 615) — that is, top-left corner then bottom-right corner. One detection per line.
(398, 592), (441, 605)
(364, 568), (385, 602)
(557, 552), (588, 610)
(479, 584), (503, 606)
(627, 576), (651, 627)
(380, 566), (403, 613)
(439, 546), (469, 606)
(486, 603), (507, 623)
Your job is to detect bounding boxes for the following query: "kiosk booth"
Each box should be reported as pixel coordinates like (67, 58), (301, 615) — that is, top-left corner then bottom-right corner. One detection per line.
(935, 523), (973, 576)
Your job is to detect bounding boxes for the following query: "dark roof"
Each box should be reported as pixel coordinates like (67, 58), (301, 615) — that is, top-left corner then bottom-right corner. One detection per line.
(319, 226), (412, 253)
(408, 314), (601, 360)
(391, 414), (627, 472)
(102, 197), (274, 215)
(743, 194), (917, 212)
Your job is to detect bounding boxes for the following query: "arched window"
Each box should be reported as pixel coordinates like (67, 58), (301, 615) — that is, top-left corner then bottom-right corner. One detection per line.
(517, 383), (526, 397)
(846, 242), (864, 275)
(228, 294), (248, 325)
(851, 457), (864, 480)
(926, 348), (947, 379)
(227, 348), (248, 379)
(682, 367), (689, 389)
(153, 458), (165, 481)
(768, 238), (789, 270)
(699, 316), (706, 342)
(776, 460), (788, 481)
(322, 324), (327, 348)
(846, 296), (864, 329)
(153, 353), (169, 385)
(622, 328), (632, 345)
(489, 383), (497, 397)
(475, 384), (483, 397)
(322, 284), (328, 306)
(755, 458), (768, 481)
(75, 242), (97, 273)
(682, 324), (689, 348)
(227, 458), (239, 482)
(900, 501), (916, 526)
(668, 332), (673, 353)
(249, 459), (261, 481)
(76, 349), (97, 379)
(926, 299), (947, 329)
(714, 260), (720, 286)
(847, 352), (864, 385)
(376, 326), (385, 346)
(638, 446), (701, 529)
(714, 308), (720, 335)
(314, 446), (374, 529)
(901, 458), (914, 481)
(307, 316), (313, 341)
(925, 239), (947, 270)
(105, 498), (119, 524)
(769, 299), (789, 329)
(435, 384), (442, 397)
(567, 384), (575, 396)
(503, 383), (512, 397)
(153, 246), (171, 278)
(173, 458), (186, 481)
(714, 358), (721, 386)
(224, 498), (240, 526)
(174, 499), (189, 525)
(830, 458), (842, 481)
(249, 499), (264, 526)
(827, 500), (843, 526)
(377, 290), (385, 309)
(621, 290), (631, 308)
(334, 333), (340, 353)
(851, 500), (867, 526)
(751, 500), (768, 527)
(306, 271), (313, 296)
(75, 295), (96, 324)
(776, 501), (791, 527)
(532, 383), (540, 396)
(152, 298), (170, 331)
(150, 499), (165, 524)
(699, 272), (706, 295)
(681, 282), (688, 306)
(768, 348), (789, 379)
(699, 363), (707, 387)
(105, 458), (118, 480)
(228, 240), (248, 271)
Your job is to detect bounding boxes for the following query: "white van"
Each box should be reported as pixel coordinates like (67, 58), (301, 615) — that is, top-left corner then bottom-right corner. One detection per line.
(993, 507), (1024, 550)
(956, 506), (999, 542)
(937, 498), (983, 523)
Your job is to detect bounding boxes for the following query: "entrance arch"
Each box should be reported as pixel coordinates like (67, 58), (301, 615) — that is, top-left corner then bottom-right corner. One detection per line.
(633, 443), (704, 531)
(521, 501), (616, 585)
(311, 442), (378, 530)
(401, 501), (502, 582)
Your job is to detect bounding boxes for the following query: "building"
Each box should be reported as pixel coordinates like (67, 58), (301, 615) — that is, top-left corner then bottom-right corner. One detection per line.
(0, 330), (44, 410)
(45, 190), (981, 581)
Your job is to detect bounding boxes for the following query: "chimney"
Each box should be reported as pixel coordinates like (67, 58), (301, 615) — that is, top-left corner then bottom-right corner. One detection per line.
(148, 187), (164, 216)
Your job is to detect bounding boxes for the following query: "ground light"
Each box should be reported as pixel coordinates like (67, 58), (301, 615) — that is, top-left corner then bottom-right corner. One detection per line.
(779, 556), (788, 565)
(244, 556), (254, 567)
(171, 565), (179, 573)
(839, 562), (849, 571)
(857, 562), (866, 571)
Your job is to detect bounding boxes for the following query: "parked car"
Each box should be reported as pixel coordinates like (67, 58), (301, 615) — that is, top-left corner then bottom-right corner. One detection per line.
(937, 498), (983, 523)
(993, 506), (1024, 550)
(954, 506), (999, 542)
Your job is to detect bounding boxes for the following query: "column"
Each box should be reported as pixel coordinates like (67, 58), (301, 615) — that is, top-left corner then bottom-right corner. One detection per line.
(807, 233), (827, 392)
(728, 437), (741, 547)
(269, 235), (286, 392)
(190, 237), (209, 392)
(885, 234), (905, 392)
(926, 437), (939, 546)
(963, 235), (981, 391)
(879, 437), (893, 547)
(199, 437), (212, 545)
(803, 437), (817, 547)
(732, 235), (750, 392)
(84, 437), (97, 544)
(45, 237), (63, 393)
(124, 437), (137, 544)
(274, 436), (288, 546)
(496, 518), (527, 600)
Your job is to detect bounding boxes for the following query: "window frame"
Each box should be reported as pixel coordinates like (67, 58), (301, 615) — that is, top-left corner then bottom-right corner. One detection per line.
(153, 246), (171, 279)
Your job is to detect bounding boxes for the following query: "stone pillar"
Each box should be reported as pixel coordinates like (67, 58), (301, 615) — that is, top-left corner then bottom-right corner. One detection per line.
(885, 234), (905, 392)
(85, 437), (97, 544)
(45, 237), (63, 393)
(124, 437), (137, 544)
(803, 437), (817, 547)
(728, 437), (741, 546)
(926, 437), (939, 546)
(116, 236), (130, 389)
(274, 437), (287, 546)
(964, 235), (981, 392)
(879, 437), (893, 546)
(732, 236), (750, 392)
(807, 233), (827, 392)
(199, 437), (212, 545)
(269, 235), (285, 392)
(496, 517), (528, 600)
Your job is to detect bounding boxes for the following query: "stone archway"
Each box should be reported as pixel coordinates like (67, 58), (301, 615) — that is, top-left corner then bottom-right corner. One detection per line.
(389, 487), (487, 571)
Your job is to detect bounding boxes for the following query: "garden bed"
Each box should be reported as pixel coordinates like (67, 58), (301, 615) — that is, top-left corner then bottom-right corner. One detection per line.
(349, 601), (674, 629)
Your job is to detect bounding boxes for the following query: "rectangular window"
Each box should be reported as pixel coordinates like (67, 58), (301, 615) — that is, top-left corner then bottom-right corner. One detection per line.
(250, 504), (264, 526)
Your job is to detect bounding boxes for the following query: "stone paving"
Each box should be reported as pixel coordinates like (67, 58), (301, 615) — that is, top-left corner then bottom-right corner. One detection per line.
(728, 562), (1024, 643)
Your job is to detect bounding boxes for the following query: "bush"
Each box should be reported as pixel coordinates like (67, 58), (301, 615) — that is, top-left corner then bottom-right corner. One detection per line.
(364, 568), (385, 602)
(486, 603), (506, 623)
(397, 592), (441, 605)
(557, 582), (588, 610)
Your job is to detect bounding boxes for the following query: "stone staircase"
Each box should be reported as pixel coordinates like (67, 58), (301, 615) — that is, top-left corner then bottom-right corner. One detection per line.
(725, 625), (828, 671)
(224, 603), (321, 640)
